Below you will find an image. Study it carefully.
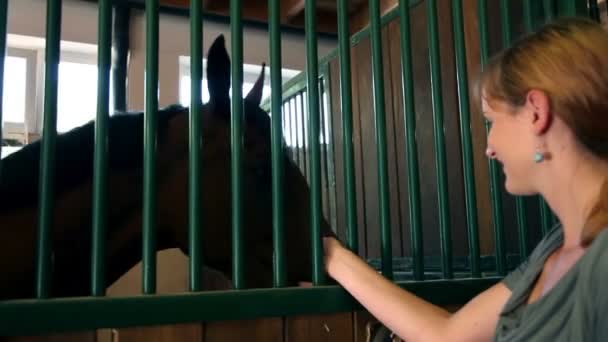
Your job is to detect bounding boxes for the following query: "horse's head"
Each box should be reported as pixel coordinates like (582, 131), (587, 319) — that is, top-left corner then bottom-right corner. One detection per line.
(170, 35), (333, 288)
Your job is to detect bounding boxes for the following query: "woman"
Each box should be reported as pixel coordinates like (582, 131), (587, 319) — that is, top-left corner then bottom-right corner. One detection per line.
(323, 16), (608, 341)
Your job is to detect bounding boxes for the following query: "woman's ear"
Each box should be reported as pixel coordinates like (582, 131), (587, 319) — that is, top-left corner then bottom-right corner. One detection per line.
(526, 89), (552, 135)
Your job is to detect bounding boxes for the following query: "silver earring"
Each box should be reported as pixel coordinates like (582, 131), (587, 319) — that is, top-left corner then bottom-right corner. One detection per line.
(534, 147), (546, 163)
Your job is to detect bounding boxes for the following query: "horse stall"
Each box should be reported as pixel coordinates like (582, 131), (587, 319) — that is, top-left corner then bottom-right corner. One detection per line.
(0, 0), (595, 341)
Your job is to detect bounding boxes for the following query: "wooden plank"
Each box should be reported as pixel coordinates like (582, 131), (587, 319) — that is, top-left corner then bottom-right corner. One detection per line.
(205, 318), (283, 342)
(351, 39), (368, 258)
(354, 38), (376, 259)
(350, 0), (399, 34)
(328, 58), (346, 241)
(329, 58), (346, 241)
(382, 22), (405, 257)
(354, 310), (396, 342)
(280, 0), (306, 23)
(111, 324), (203, 342)
(95, 249), (225, 342)
(463, 0), (494, 255)
(353, 311), (371, 342)
(437, 0), (469, 258)
(3, 332), (96, 342)
(408, 2), (441, 258)
(286, 312), (353, 342)
(388, 17), (412, 259)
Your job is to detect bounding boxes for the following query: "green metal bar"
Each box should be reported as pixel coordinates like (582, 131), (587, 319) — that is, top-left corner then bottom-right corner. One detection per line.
(0, 0), (7, 180)
(513, 179), (528, 248)
(540, 200), (551, 237)
(189, 0), (203, 292)
(269, 0), (286, 287)
(91, 0), (112, 296)
(337, 0), (359, 253)
(231, 0), (245, 289)
(112, 5), (130, 112)
(143, 0), (159, 295)
(479, 0), (506, 276)
(560, 0), (577, 16)
(543, 0), (556, 22)
(301, 92), (308, 180)
(305, 0), (324, 285)
(588, 0), (600, 22)
(500, 0), (511, 45)
(0, 278), (500, 337)
(398, 0), (423, 280)
(452, 0), (480, 278)
(427, 0), (452, 279)
(524, 2), (553, 241)
(556, 0), (588, 17)
(520, 0), (537, 257)
(37, 0), (62, 299)
(369, 0), (393, 280)
(501, 0), (529, 261)
(524, 0), (534, 32)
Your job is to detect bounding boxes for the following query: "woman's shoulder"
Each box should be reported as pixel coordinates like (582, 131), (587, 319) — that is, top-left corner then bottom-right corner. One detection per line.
(501, 224), (563, 291)
(578, 228), (608, 339)
(524, 223), (564, 266)
(579, 227), (608, 285)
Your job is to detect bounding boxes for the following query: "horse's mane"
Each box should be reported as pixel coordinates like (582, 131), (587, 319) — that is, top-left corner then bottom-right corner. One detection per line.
(0, 104), (186, 213)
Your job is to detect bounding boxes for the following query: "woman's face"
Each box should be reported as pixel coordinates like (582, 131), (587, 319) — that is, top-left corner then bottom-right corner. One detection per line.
(483, 97), (539, 195)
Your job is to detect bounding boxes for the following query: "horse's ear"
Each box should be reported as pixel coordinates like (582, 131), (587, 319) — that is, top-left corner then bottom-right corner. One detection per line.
(206, 34), (230, 102)
(245, 63), (266, 107)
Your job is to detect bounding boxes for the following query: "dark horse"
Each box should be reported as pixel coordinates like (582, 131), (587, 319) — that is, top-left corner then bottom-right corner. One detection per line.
(0, 35), (332, 300)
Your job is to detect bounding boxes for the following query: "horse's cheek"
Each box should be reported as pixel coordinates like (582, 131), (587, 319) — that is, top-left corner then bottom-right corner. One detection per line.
(0, 209), (37, 299)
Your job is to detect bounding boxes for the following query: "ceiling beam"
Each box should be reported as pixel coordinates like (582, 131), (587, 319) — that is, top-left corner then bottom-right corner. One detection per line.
(86, 0), (339, 37)
(281, 0), (306, 23)
(289, 8), (338, 35)
(159, 0), (215, 11)
(350, 0), (398, 34)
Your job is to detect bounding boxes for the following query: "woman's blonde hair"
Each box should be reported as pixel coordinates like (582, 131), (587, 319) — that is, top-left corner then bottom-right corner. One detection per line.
(477, 17), (608, 246)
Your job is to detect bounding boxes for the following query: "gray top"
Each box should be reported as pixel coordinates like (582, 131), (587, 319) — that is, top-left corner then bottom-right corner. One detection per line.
(494, 225), (608, 341)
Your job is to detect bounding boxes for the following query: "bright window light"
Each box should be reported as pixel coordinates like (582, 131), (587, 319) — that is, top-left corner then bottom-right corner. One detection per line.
(57, 61), (113, 133)
(2, 56), (27, 124)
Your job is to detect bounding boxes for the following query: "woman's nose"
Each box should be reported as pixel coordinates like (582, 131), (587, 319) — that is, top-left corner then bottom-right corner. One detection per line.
(486, 147), (497, 159)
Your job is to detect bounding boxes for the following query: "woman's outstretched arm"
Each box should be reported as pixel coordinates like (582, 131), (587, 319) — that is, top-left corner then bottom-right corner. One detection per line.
(324, 237), (512, 342)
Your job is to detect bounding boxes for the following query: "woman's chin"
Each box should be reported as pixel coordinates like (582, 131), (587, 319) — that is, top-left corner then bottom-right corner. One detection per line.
(504, 178), (535, 196)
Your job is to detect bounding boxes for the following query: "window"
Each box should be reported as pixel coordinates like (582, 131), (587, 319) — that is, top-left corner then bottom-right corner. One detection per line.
(1, 46), (36, 152)
(57, 53), (114, 133)
(1, 34), (114, 159)
(2, 56), (27, 124)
